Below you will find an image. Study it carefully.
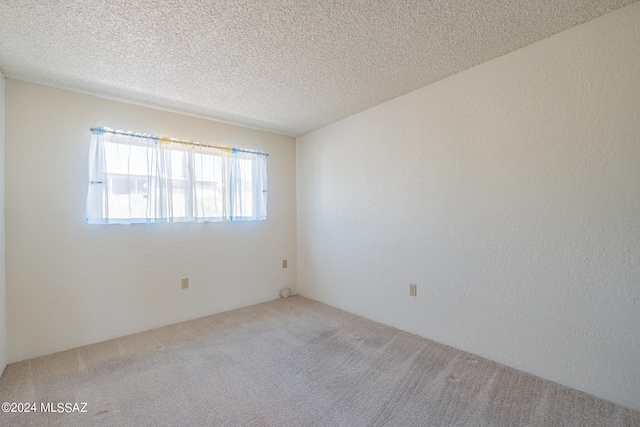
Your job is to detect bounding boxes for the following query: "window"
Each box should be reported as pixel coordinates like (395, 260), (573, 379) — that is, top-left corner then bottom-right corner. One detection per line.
(86, 127), (267, 224)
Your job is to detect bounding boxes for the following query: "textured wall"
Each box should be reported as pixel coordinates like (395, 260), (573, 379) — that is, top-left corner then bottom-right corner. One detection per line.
(6, 81), (297, 363)
(297, 3), (640, 411)
(0, 75), (6, 373)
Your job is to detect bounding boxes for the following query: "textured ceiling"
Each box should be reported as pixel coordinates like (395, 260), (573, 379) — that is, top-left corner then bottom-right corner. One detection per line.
(0, 1), (635, 136)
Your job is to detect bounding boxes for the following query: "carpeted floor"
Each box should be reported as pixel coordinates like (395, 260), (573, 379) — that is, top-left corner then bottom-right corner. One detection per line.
(0, 296), (638, 426)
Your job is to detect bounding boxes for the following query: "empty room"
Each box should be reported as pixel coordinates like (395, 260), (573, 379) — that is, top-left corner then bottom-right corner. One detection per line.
(0, 0), (639, 425)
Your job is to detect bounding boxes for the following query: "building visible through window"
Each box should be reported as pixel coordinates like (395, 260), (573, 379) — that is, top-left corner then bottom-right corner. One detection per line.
(86, 127), (267, 224)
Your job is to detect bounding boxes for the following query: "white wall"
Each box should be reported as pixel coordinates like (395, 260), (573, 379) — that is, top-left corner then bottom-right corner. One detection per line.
(297, 3), (640, 411)
(6, 81), (297, 363)
(0, 75), (6, 374)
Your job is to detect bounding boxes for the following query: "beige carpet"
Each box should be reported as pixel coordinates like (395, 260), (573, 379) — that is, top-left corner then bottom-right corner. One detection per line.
(0, 296), (638, 426)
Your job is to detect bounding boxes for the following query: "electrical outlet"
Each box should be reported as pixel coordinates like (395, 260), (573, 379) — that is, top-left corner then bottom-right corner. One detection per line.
(181, 278), (189, 289)
(410, 283), (417, 297)
(282, 260), (287, 268)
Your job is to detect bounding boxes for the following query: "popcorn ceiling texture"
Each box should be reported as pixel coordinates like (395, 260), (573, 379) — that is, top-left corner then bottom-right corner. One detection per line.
(0, 0), (635, 136)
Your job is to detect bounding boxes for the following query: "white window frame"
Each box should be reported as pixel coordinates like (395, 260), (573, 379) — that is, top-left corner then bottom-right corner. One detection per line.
(86, 128), (268, 224)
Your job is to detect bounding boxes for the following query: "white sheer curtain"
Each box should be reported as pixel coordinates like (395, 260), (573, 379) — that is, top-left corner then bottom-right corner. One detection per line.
(86, 129), (268, 224)
(230, 149), (268, 221)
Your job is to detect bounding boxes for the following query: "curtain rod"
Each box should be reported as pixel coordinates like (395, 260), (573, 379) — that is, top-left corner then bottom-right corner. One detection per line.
(90, 127), (268, 156)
